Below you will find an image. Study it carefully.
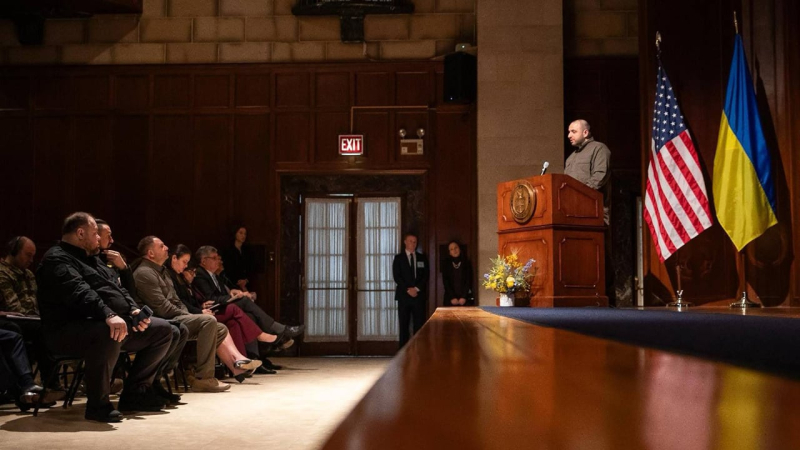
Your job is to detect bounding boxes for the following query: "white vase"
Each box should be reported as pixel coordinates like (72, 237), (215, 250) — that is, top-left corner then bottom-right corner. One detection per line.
(499, 293), (514, 307)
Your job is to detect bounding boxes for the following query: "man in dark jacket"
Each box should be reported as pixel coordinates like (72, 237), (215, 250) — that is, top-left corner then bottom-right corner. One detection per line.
(36, 212), (172, 422)
(392, 233), (429, 348)
(95, 219), (187, 404)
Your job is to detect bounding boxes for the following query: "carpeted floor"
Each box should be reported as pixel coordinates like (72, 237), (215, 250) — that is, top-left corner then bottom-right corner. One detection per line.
(0, 357), (390, 450)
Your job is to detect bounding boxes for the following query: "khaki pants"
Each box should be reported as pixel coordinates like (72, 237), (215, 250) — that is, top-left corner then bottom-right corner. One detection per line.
(173, 314), (227, 379)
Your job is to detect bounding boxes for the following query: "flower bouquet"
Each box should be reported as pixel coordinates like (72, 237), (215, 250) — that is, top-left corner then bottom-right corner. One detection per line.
(482, 253), (535, 306)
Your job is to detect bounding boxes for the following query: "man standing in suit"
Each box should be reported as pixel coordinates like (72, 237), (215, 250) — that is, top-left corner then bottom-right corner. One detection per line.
(393, 233), (429, 348)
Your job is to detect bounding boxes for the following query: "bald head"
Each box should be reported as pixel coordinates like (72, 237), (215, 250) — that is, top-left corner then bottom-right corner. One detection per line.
(568, 120), (592, 147)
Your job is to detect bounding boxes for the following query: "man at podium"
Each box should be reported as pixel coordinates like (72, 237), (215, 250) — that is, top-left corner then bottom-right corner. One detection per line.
(565, 119), (611, 224)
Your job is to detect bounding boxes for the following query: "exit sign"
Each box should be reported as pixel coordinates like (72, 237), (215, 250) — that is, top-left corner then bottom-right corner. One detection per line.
(339, 135), (364, 155)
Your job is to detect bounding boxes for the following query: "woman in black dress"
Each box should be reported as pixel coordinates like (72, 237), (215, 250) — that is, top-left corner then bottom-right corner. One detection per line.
(221, 225), (254, 292)
(441, 240), (473, 306)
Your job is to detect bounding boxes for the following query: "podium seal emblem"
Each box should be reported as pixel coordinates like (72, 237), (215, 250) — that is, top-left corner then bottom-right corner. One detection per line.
(510, 181), (536, 224)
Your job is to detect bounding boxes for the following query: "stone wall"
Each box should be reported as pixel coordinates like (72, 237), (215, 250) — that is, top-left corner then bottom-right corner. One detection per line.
(0, 0), (476, 64)
(564, 0), (638, 57)
(476, 0), (564, 305)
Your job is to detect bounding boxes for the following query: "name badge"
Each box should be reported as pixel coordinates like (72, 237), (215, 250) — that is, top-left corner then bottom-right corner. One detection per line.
(416, 261), (425, 268)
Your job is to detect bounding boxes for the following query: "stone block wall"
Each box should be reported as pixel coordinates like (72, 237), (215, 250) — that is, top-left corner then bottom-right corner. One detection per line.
(0, 0), (476, 64)
(476, 0), (564, 305)
(564, 0), (638, 56)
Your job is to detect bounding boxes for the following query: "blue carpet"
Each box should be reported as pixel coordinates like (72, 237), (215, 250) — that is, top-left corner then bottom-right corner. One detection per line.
(483, 307), (800, 377)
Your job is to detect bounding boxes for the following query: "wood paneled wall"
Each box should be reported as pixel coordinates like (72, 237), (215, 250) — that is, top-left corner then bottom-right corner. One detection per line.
(0, 61), (476, 324)
(639, 0), (800, 306)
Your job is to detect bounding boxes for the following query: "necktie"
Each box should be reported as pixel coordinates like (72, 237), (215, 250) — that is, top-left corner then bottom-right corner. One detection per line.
(409, 253), (416, 278)
(210, 271), (221, 291)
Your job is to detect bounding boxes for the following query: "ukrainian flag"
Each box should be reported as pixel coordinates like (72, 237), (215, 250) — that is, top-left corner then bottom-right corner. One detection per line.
(712, 34), (777, 251)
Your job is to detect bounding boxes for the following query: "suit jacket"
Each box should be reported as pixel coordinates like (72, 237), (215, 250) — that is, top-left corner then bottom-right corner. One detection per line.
(192, 267), (232, 305)
(393, 251), (429, 301)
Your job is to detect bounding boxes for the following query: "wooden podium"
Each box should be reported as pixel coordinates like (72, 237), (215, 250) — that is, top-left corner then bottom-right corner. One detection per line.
(497, 174), (608, 307)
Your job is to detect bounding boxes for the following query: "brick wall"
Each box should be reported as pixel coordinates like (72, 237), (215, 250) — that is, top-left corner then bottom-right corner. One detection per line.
(564, 0), (638, 56)
(0, 0), (476, 64)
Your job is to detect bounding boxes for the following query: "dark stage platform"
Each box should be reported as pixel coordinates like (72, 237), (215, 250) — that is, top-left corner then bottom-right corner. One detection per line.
(484, 306), (800, 377)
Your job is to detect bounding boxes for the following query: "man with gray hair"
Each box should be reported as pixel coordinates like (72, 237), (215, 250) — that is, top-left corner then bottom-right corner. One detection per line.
(193, 245), (303, 365)
(566, 119), (611, 224)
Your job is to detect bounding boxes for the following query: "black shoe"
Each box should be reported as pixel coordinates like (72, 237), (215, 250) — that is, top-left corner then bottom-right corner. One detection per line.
(233, 369), (255, 383)
(283, 325), (305, 338)
(15, 384), (43, 411)
(118, 388), (167, 412)
(254, 366), (277, 375)
(262, 358), (282, 370)
(85, 403), (123, 422)
(152, 383), (182, 405)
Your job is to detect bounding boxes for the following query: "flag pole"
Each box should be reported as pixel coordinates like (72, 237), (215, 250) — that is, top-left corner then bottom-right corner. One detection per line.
(656, 31), (692, 309)
(667, 257), (692, 308)
(655, 31), (662, 58)
(727, 11), (761, 309)
(731, 247), (760, 308)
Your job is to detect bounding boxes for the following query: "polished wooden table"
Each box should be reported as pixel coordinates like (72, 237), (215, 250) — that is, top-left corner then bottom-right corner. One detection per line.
(322, 307), (800, 449)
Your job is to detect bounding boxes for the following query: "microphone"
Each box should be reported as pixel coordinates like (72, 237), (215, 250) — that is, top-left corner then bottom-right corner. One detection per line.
(540, 161), (550, 176)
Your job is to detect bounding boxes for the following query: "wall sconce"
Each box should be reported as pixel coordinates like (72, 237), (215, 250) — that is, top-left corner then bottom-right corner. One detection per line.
(416, 128), (425, 138)
(398, 128), (407, 139)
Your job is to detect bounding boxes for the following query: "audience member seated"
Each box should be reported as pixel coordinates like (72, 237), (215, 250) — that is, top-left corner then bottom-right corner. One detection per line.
(0, 328), (43, 411)
(167, 245), (276, 375)
(133, 236), (256, 390)
(193, 246), (305, 354)
(221, 225), (255, 292)
(93, 221), (187, 405)
(441, 240), (474, 307)
(95, 219), (139, 301)
(36, 212), (172, 422)
(0, 236), (61, 392)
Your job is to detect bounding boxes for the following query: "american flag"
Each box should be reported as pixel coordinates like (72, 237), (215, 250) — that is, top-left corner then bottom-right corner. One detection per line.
(644, 63), (713, 262)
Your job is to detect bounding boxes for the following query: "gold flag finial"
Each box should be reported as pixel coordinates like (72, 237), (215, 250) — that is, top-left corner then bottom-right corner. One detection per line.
(734, 11), (739, 34)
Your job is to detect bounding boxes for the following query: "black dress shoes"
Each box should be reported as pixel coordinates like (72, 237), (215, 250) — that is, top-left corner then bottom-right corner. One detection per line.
(254, 366), (277, 375)
(262, 358), (282, 370)
(15, 384), (44, 412)
(284, 325), (305, 338)
(118, 388), (167, 412)
(153, 382), (182, 405)
(85, 403), (123, 422)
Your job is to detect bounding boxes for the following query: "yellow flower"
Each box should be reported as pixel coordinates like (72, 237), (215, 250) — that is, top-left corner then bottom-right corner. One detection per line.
(490, 282), (497, 289)
(506, 276), (515, 288)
